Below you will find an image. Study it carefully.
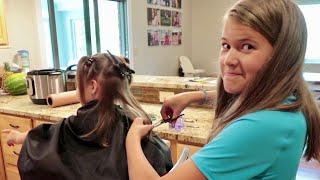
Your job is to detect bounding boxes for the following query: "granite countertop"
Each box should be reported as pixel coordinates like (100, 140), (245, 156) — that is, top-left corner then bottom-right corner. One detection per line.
(132, 75), (217, 90)
(0, 95), (214, 146)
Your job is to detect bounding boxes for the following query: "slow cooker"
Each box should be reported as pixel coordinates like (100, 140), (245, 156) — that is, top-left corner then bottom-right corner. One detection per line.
(26, 69), (66, 105)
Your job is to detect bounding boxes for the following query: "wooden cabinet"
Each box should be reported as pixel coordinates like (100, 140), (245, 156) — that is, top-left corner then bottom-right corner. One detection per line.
(1, 142), (22, 166)
(0, 114), (32, 180)
(0, 117), (54, 180)
(33, 119), (53, 128)
(0, 143), (6, 180)
(169, 140), (202, 163)
(0, 0), (8, 46)
(5, 164), (19, 180)
(177, 143), (201, 157)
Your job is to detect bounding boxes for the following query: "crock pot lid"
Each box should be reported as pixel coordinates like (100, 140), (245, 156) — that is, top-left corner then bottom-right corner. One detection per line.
(27, 69), (63, 75)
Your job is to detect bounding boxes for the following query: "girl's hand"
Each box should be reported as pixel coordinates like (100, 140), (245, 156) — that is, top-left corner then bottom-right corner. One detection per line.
(1, 129), (25, 146)
(127, 118), (153, 141)
(161, 93), (190, 119)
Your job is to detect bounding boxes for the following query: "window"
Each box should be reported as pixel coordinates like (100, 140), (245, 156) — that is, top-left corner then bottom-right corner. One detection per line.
(298, 1), (320, 64)
(40, 0), (128, 69)
(40, 0), (54, 68)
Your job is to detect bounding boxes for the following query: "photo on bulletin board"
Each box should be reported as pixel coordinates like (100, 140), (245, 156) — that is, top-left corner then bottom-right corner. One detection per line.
(160, 10), (172, 26)
(171, 0), (181, 9)
(147, 29), (160, 46)
(147, 0), (159, 5)
(147, 8), (160, 26)
(160, 0), (170, 7)
(172, 30), (182, 45)
(172, 11), (181, 27)
(160, 30), (172, 46)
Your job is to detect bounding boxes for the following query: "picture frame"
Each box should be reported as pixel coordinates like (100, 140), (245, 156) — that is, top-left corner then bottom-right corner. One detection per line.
(160, 0), (171, 7)
(147, 8), (160, 26)
(172, 11), (181, 27)
(0, 0), (8, 46)
(160, 9), (172, 26)
(147, 29), (160, 46)
(171, 30), (182, 45)
(160, 30), (171, 46)
(171, 0), (181, 9)
(147, 0), (160, 5)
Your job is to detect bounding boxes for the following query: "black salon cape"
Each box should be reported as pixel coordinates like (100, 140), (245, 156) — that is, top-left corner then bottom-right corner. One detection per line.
(17, 101), (173, 180)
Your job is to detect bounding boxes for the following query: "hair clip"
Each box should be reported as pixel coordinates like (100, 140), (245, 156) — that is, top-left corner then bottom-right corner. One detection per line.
(124, 57), (130, 64)
(85, 57), (95, 66)
(105, 51), (135, 78)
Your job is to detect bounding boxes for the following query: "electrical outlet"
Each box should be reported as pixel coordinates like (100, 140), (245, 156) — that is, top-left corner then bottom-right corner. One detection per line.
(159, 91), (175, 103)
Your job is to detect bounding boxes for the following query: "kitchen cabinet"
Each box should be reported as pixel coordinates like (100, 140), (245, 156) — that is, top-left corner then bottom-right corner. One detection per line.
(33, 119), (53, 127)
(5, 164), (19, 180)
(0, 145), (6, 180)
(170, 141), (201, 163)
(0, 0), (8, 46)
(177, 143), (200, 157)
(0, 114), (32, 180)
(0, 117), (52, 180)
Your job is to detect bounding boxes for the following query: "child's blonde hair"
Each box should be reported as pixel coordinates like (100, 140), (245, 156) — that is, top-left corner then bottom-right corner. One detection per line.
(77, 52), (150, 147)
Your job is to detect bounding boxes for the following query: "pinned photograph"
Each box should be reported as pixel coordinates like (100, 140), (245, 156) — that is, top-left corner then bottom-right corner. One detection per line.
(172, 11), (182, 27)
(147, 8), (160, 26)
(160, 10), (172, 26)
(147, 0), (159, 5)
(171, 0), (181, 9)
(172, 30), (182, 45)
(147, 29), (160, 46)
(160, 0), (170, 7)
(160, 30), (172, 46)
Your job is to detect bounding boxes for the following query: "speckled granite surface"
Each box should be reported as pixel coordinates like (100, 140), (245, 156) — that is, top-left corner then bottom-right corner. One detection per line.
(0, 95), (214, 145)
(132, 75), (217, 90)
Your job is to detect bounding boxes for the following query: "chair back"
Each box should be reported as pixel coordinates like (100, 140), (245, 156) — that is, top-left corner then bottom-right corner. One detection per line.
(179, 56), (195, 73)
(170, 147), (190, 171)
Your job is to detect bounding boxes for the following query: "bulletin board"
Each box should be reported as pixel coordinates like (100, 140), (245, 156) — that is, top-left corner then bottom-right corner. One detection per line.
(147, 0), (182, 47)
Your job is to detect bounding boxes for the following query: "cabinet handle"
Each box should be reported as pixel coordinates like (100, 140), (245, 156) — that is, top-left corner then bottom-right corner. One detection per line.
(9, 124), (20, 129)
(13, 151), (20, 156)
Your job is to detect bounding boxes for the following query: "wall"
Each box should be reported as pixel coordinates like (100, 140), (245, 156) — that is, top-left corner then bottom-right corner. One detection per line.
(191, 0), (236, 75)
(128, 0), (192, 76)
(190, 0), (320, 75)
(304, 64), (320, 73)
(0, 0), (43, 69)
(128, 0), (237, 76)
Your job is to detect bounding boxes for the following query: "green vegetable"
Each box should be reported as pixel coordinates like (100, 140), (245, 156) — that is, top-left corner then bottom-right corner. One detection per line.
(4, 73), (27, 95)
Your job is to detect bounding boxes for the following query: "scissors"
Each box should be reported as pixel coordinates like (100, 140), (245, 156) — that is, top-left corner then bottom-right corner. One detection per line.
(153, 114), (184, 128)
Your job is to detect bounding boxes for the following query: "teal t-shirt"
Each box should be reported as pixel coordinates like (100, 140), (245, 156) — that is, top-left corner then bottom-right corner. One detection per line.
(191, 108), (306, 179)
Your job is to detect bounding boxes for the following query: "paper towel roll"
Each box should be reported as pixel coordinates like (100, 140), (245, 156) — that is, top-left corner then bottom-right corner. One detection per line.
(47, 90), (79, 108)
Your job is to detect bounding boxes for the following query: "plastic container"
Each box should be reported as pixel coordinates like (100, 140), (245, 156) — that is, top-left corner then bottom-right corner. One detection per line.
(17, 50), (30, 73)
(169, 116), (184, 131)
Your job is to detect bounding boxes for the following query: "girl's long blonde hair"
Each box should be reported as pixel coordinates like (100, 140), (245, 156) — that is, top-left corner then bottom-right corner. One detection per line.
(212, 0), (320, 161)
(77, 53), (150, 147)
